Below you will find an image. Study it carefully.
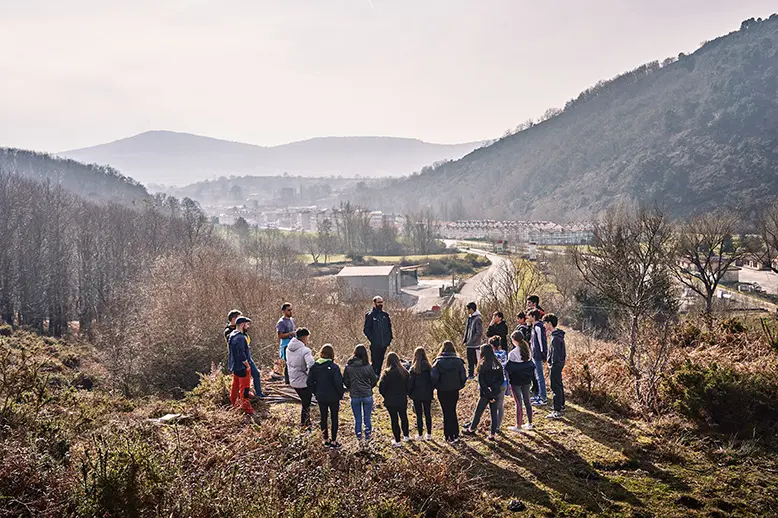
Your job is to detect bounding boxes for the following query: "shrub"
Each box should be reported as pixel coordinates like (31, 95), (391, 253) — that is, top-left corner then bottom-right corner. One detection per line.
(0, 324), (11, 337)
(719, 318), (746, 334)
(664, 361), (778, 436)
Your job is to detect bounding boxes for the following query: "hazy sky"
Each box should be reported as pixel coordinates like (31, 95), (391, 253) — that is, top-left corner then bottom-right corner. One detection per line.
(1, 0), (775, 152)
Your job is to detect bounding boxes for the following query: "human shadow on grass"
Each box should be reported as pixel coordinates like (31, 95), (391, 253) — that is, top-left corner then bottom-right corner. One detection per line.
(562, 405), (691, 493)
(486, 431), (645, 514)
(454, 440), (556, 513)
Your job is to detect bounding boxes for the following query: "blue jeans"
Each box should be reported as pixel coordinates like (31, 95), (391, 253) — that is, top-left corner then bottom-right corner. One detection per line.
(350, 396), (374, 438)
(248, 355), (264, 396)
(533, 360), (547, 400)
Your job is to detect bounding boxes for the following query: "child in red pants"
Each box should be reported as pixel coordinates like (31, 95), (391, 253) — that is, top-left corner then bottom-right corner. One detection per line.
(227, 316), (255, 415)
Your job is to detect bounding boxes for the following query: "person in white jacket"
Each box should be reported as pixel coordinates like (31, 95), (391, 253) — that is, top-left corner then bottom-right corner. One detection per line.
(286, 327), (315, 430)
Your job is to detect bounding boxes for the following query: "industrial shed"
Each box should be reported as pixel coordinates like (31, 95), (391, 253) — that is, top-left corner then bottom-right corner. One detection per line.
(336, 265), (402, 298)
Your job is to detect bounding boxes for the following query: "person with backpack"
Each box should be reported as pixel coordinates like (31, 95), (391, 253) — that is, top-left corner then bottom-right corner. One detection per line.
(227, 316), (254, 415)
(306, 344), (344, 448)
(528, 309), (548, 406)
(364, 296), (393, 376)
(379, 352), (412, 447)
(285, 327), (315, 431)
(409, 347), (434, 440)
(463, 302), (483, 380)
(462, 344), (505, 440)
(505, 330), (536, 432)
(431, 340), (467, 444)
(343, 344), (378, 443)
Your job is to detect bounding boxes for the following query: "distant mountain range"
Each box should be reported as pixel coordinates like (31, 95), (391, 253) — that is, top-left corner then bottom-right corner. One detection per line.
(365, 15), (778, 222)
(60, 131), (484, 186)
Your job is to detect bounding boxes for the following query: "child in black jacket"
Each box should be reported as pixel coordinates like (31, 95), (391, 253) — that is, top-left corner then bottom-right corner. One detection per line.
(505, 330), (536, 431)
(463, 344), (505, 440)
(409, 347), (434, 440)
(307, 344), (344, 448)
(379, 352), (412, 447)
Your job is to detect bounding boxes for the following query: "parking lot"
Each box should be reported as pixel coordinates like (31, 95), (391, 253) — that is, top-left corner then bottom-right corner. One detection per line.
(738, 268), (778, 295)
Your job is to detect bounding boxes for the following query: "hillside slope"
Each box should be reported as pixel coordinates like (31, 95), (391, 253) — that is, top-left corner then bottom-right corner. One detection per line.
(376, 15), (778, 221)
(61, 131), (483, 185)
(0, 147), (149, 204)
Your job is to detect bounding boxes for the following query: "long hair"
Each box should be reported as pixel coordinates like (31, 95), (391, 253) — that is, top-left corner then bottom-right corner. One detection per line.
(511, 330), (530, 361)
(439, 340), (457, 356)
(353, 344), (369, 364)
(477, 343), (501, 373)
(411, 347), (431, 374)
(488, 335), (502, 350)
(384, 351), (409, 379)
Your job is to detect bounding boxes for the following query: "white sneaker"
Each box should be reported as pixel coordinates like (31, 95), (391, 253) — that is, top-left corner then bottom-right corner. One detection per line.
(391, 440), (403, 448)
(522, 423), (533, 430)
(402, 436), (411, 442)
(507, 425), (522, 433)
(424, 434), (432, 441)
(546, 411), (563, 419)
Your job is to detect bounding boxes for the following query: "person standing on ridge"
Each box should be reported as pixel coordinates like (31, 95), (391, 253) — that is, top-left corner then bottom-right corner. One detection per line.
(277, 303), (296, 384)
(526, 295), (545, 318)
(463, 302), (483, 380)
(486, 311), (509, 351)
(286, 327), (315, 431)
(343, 344), (378, 443)
(513, 311), (536, 398)
(225, 309), (266, 398)
(431, 340), (467, 444)
(528, 309), (548, 406)
(364, 296), (393, 376)
(543, 313), (567, 419)
(228, 316), (255, 415)
(306, 344), (344, 449)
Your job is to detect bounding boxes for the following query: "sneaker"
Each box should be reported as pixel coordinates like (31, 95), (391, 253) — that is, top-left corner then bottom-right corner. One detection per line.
(522, 423), (533, 430)
(365, 432), (372, 442)
(488, 434), (496, 441)
(402, 436), (411, 442)
(324, 440), (332, 448)
(546, 411), (563, 419)
(391, 440), (403, 448)
(507, 425), (522, 433)
(424, 433), (432, 441)
(532, 399), (548, 406)
(330, 441), (342, 450)
(462, 428), (476, 436)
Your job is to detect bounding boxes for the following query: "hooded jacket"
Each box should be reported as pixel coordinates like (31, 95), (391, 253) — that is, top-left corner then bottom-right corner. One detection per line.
(548, 329), (567, 366)
(378, 368), (411, 408)
(285, 337), (315, 389)
(478, 361), (505, 400)
(431, 352), (467, 392)
(364, 308), (393, 348)
(530, 321), (548, 362)
(343, 357), (378, 398)
(307, 359), (344, 404)
(463, 310), (483, 349)
(506, 347), (536, 386)
(514, 323), (531, 344)
(408, 364), (434, 402)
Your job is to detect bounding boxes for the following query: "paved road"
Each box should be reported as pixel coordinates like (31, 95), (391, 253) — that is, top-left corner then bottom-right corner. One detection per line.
(738, 269), (778, 295)
(454, 249), (511, 304)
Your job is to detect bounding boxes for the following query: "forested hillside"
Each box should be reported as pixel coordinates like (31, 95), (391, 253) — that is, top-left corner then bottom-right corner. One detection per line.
(0, 148), (149, 204)
(374, 15), (778, 221)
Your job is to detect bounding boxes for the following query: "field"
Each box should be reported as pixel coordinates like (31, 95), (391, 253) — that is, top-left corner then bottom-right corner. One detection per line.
(304, 252), (469, 265)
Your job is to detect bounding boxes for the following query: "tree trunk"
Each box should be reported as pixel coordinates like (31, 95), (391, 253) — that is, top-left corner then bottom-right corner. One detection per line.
(629, 313), (641, 401)
(703, 293), (714, 331)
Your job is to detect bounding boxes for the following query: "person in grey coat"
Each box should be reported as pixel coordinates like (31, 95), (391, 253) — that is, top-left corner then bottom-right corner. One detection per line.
(343, 344), (378, 441)
(463, 302), (483, 379)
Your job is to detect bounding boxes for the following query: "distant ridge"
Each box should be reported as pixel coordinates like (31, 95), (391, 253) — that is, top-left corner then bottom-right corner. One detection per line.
(61, 131), (483, 185)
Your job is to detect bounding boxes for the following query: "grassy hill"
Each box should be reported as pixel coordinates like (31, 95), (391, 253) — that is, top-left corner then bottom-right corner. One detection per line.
(0, 147), (149, 205)
(374, 15), (778, 221)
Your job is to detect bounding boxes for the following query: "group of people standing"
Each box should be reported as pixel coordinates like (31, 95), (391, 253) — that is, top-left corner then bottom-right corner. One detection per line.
(225, 294), (566, 448)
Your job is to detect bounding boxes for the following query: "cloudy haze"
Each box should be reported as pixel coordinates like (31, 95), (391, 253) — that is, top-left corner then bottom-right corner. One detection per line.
(1, 0), (775, 152)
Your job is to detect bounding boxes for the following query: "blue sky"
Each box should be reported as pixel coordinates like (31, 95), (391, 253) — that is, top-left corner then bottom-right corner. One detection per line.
(1, 0), (775, 151)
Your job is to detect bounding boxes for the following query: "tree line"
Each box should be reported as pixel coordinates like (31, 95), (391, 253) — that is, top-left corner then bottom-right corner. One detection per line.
(0, 172), (212, 337)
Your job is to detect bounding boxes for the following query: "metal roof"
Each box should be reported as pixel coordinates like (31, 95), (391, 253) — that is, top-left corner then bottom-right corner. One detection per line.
(336, 265), (398, 277)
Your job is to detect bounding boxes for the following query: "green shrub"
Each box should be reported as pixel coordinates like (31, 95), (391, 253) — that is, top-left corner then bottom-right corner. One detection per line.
(664, 361), (778, 436)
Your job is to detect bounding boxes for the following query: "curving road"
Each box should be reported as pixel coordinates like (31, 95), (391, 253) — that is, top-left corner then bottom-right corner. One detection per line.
(454, 248), (511, 304)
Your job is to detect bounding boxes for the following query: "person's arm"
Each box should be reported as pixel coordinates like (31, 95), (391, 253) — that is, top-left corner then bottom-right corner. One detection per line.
(306, 367), (316, 392)
(408, 371), (416, 395)
(369, 368), (378, 387)
(386, 314), (393, 344)
(378, 373), (386, 396)
(363, 313), (373, 343)
(474, 318), (483, 344)
(541, 328), (548, 361)
(334, 366), (345, 398)
(277, 322), (295, 340)
(343, 366), (351, 389)
(458, 361), (467, 388)
(430, 363), (440, 387)
(486, 324), (495, 338)
(304, 349), (315, 369)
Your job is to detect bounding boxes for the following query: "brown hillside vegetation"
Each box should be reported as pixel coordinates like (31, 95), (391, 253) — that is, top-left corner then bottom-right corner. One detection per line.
(2, 318), (778, 517)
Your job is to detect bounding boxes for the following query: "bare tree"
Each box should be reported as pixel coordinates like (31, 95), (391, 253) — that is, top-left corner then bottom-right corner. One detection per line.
(673, 212), (746, 328)
(406, 209), (440, 255)
(317, 218), (336, 264)
(755, 198), (778, 274)
(572, 206), (675, 400)
(476, 257), (546, 320)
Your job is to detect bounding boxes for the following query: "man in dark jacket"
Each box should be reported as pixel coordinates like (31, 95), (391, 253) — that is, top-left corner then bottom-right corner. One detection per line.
(486, 311), (509, 350)
(543, 313), (566, 419)
(463, 302), (483, 379)
(228, 316), (254, 415)
(528, 309), (548, 405)
(514, 311), (536, 396)
(431, 342), (467, 443)
(364, 296), (393, 375)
